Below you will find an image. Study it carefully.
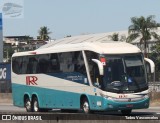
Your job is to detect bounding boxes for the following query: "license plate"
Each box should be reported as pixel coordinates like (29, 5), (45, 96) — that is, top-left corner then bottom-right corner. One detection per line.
(126, 104), (133, 108)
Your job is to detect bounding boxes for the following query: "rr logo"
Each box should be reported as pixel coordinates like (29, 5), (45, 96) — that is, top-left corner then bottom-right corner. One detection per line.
(26, 76), (38, 85)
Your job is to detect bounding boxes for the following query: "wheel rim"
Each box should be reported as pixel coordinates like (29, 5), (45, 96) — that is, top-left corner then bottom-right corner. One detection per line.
(83, 101), (89, 113)
(34, 100), (38, 112)
(25, 100), (31, 111)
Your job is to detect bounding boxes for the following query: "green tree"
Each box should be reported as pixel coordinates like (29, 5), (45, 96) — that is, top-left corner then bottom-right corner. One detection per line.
(150, 39), (160, 80)
(3, 47), (14, 62)
(127, 15), (160, 57)
(108, 33), (119, 41)
(38, 26), (51, 40)
(26, 35), (33, 44)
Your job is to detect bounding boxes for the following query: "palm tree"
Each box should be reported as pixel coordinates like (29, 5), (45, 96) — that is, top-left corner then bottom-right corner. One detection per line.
(127, 15), (160, 57)
(108, 33), (119, 41)
(38, 26), (51, 41)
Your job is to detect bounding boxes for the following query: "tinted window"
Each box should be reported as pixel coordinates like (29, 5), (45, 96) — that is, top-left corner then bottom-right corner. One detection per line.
(85, 51), (99, 84)
(27, 56), (38, 74)
(12, 51), (87, 76)
(12, 51), (88, 85)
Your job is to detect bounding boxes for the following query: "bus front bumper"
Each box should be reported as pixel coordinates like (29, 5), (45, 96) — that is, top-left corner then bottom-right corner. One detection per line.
(102, 97), (149, 111)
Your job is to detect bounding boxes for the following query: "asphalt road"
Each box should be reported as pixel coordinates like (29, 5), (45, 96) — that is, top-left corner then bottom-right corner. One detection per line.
(0, 104), (160, 121)
(0, 104), (160, 115)
(0, 104), (159, 121)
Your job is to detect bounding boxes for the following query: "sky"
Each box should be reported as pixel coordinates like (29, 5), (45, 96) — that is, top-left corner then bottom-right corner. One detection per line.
(1, 0), (160, 39)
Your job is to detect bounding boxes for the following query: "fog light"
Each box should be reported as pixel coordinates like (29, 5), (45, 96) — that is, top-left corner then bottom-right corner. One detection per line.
(145, 103), (148, 106)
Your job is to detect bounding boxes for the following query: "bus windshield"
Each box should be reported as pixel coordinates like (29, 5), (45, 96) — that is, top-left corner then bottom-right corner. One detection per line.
(102, 54), (147, 93)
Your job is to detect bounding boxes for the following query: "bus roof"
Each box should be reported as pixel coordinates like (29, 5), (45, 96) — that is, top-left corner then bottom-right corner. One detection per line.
(12, 33), (141, 57)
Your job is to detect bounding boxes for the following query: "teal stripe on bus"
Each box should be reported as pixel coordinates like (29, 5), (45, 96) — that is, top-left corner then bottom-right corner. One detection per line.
(12, 83), (150, 111)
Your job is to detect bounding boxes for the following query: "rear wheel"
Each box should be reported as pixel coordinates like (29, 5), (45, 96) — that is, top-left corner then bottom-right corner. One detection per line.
(24, 97), (32, 112)
(32, 97), (40, 112)
(32, 97), (50, 112)
(121, 109), (132, 115)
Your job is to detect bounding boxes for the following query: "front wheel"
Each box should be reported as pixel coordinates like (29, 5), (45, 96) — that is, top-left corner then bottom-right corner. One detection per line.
(81, 98), (91, 114)
(121, 109), (132, 115)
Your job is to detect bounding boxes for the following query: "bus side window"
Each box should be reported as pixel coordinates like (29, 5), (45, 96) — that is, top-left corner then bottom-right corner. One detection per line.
(85, 51), (102, 87)
(12, 57), (19, 74)
(74, 52), (86, 75)
(58, 52), (75, 73)
(21, 57), (28, 74)
(38, 58), (48, 73)
(50, 53), (60, 73)
(27, 57), (38, 74)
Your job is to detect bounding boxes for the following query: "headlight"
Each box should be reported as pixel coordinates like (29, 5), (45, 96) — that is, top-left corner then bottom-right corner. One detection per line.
(100, 93), (115, 100)
(143, 94), (149, 99)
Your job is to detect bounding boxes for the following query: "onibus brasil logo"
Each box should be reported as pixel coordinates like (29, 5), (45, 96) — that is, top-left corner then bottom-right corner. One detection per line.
(2, 2), (23, 18)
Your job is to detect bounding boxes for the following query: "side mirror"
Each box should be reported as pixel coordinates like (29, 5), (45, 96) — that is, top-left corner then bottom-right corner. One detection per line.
(92, 59), (104, 75)
(144, 58), (155, 73)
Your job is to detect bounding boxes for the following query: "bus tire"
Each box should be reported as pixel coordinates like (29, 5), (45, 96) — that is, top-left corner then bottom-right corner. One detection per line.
(81, 97), (91, 114)
(121, 109), (132, 115)
(24, 97), (32, 112)
(32, 97), (40, 112)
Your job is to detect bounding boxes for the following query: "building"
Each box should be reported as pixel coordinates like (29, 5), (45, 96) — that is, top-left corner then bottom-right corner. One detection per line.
(4, 36), (31, 46)
(3, 35), (47, 50)
(17, 39), (47, 52)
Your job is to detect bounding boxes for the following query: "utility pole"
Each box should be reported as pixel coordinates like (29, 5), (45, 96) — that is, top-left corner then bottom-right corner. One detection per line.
(0, 13), (3, 63)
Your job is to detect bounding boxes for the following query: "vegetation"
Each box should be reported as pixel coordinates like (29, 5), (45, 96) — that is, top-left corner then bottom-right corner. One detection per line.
(149, 36), (160, 80)
(108, 33), (126, 41)
(3, 46), (14, 62)
(38, 26), (51, 40)
(108, 33), (119, 41)
(127, 15), (160, 57)
(26, 35), (33, 44)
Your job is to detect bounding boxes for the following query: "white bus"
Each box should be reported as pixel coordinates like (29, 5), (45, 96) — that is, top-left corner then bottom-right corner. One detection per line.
(11, 33), (155, 115)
